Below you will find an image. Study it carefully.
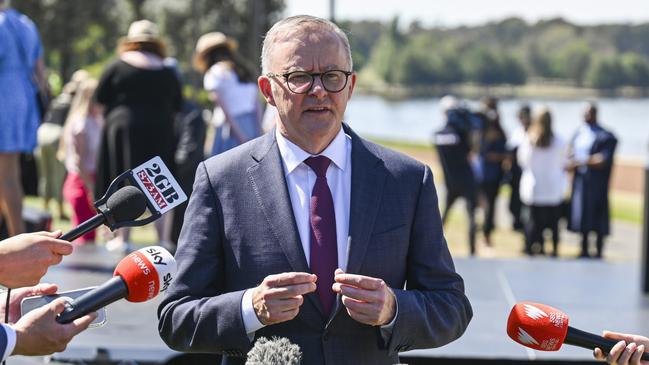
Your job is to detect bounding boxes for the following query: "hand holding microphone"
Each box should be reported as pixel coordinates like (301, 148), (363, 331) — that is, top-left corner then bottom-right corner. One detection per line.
(56, 245), (176, 324)
(507, 302), (649, 361)
(594, 331), (649, 365)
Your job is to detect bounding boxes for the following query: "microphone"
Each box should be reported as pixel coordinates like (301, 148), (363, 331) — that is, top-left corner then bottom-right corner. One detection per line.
(507, 302), (649, 360)
(246, 337), (302, 365)
(60, 185), (147, 242)
(56, 246), (176, 323)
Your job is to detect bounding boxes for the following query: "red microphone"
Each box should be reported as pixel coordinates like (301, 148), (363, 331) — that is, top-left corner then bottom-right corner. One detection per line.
(507, 302), (649, 360)
(57, 246), (176, 323)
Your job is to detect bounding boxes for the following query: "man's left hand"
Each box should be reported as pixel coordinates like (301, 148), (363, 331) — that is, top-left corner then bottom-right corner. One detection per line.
(332, 269), (396, 326)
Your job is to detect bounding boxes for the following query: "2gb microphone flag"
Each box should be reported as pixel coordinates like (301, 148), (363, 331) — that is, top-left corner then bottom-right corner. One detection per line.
(132, 156), (187, 215)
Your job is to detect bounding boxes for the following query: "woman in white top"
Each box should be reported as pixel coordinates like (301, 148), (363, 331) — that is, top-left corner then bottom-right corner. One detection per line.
(517, 107), (567, 256)
(193, 32), (261, 156)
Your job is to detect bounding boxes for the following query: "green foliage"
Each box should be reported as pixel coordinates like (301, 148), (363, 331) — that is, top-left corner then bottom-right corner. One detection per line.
(586, 57), (625, 89)
(12, 0), (284, 98)
(352, 17), (649, 89)
(620, 53), (649, 86)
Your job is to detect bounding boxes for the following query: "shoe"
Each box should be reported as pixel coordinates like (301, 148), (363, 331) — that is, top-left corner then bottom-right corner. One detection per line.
(105, 237), (131, 254)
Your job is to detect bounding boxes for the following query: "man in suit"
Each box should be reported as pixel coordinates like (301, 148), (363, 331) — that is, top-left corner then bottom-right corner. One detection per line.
(158, 15), (472, 365)
(567, 102), (617, 259)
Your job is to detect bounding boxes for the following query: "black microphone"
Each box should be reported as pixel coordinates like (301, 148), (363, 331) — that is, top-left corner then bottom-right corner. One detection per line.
(566, 327), (649, 361)
(60, 185), (147, 242)
(246, 337), (302, 365)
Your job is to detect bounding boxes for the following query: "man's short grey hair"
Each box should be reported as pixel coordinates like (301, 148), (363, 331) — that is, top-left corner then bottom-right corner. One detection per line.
(261, 15), (353, 74)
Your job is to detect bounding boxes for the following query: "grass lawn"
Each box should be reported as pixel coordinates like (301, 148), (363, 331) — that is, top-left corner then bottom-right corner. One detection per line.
(23, 138), (642, 258)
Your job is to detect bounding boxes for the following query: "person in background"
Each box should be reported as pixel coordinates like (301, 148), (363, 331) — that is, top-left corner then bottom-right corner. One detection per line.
(517, 107), (567, 256)
(434, 95), (478, 255)
(477, 97), (508, 247)
(35, 69), (91, 221)
(95, 19), (182, 251)
(58, 78), (103, 245)
(158, 15), (471, 364)
(507, 104), (531, 232)
(193, 32), (262, 156)
(567, 102), (617, 259)
(0, 0), (47, 236)
(163, 57), (207, 248)
(0, 232), (95, 359)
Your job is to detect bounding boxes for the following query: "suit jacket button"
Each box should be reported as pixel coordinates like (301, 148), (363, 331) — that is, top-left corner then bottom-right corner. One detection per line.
(323, 332), (330, 341)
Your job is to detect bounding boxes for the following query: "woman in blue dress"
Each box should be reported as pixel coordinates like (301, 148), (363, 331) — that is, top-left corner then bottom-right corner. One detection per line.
(0, 1), (46, 235)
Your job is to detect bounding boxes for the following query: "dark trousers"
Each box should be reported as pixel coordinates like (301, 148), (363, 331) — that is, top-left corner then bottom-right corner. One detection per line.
(480, 181), (500, 242)
(442, 186), (477, 255)
(522, 204), (561, 256)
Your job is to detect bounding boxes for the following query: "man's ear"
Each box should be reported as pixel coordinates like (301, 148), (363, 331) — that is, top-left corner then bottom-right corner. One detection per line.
(347, 72), (357, 99)
(258, 76), (276, 107)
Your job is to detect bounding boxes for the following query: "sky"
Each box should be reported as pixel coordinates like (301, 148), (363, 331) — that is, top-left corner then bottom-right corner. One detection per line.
(285, 0), (649, 27)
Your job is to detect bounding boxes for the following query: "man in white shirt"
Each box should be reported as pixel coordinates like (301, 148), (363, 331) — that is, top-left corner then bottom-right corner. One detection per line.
(158, 15), (472, 365)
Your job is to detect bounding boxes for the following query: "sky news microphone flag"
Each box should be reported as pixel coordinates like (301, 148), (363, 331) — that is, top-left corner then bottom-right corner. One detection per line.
(57, 246), (177, 323)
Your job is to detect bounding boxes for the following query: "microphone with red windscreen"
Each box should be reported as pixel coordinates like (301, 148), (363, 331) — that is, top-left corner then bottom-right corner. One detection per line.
(507, 302), (649, 360)
(56, 246), (177, 323)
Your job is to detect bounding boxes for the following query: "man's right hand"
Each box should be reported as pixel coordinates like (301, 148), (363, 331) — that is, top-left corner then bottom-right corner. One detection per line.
(252, 272), (317, 325)
(11, 297), (97, 356)
(0, 231), (73, 288)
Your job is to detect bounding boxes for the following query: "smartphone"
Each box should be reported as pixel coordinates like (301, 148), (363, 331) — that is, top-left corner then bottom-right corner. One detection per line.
(20, 286), (107, 327)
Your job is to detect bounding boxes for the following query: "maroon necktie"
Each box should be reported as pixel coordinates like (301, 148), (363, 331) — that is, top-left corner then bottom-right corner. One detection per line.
(304, 156), (338, 316)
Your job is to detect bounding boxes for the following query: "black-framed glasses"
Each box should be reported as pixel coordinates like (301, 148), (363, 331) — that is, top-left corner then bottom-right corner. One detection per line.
(267, 70), (353, 94)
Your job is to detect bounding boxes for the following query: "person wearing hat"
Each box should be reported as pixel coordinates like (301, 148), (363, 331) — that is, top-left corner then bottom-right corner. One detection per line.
(194, 32), (261, 156)
(94, 19), (182, 251)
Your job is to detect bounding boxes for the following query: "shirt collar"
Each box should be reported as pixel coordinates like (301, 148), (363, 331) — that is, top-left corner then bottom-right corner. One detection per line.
(275, 127), (349, 174)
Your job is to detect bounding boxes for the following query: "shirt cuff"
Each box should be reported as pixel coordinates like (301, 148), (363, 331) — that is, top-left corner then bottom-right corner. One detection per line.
(0, 323), (16, 361)
(379, 290), (399, 342)
(241, 288), (265, 340)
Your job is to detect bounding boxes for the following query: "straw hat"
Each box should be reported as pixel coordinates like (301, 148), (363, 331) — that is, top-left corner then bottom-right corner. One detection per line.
(124, 20), (161, 43)
(193, 32), (238, 73)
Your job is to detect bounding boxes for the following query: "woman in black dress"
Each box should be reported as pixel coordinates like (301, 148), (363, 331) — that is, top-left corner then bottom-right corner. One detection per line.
(95, 20), (182, 250)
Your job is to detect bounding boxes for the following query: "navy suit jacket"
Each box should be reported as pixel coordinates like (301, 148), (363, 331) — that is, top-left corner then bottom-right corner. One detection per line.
(158, 125), (472, 365)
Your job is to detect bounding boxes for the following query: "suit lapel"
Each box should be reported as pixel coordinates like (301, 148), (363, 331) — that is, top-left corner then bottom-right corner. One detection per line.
(248, 132), (325, 316)
(328, 126), (388, 324)
(345, 127), (387, 275)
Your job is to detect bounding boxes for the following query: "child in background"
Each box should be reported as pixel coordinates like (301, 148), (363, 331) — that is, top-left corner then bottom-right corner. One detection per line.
(58, 79), (103, 244)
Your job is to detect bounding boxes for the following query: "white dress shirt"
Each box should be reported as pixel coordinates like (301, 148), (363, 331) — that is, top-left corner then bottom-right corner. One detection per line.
(241, 127), (351, 335)
(241, 126), (397, 338)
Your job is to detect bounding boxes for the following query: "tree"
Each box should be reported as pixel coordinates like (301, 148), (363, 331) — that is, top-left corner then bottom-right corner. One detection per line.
(13, 0), (285, 87)
(620, 53), (649, 87)
(366, 17), (403, 83)
(586, 57), (625, 89)
(551, 41), (592, 86)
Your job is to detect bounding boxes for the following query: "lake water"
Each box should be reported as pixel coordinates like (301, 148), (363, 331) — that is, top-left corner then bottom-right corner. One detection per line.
(345, 95), (649, 160)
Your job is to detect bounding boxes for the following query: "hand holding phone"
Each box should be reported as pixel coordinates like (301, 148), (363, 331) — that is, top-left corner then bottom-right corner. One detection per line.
(20, 287), (107, 327)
